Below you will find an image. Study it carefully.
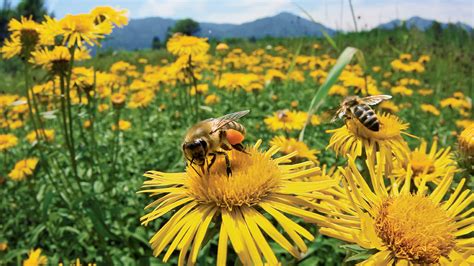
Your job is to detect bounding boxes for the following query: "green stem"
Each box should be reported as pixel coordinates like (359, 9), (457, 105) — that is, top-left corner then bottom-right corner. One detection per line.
(110, 109), (121, 180)
(65, 46), (79, 180)
(23, 62), (40, 140)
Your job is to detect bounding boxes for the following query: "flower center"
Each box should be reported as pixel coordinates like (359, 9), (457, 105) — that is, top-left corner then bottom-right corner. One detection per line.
(186, 148), (281, 210)
(409, 151), (435, 175)
(375, 194), (456, 264)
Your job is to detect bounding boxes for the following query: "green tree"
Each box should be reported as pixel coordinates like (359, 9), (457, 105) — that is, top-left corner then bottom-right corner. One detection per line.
(0, 0), (14, 42)
(170, 18), (200, 36)
(16, 0), (48, 21)
(151, 36), (161, 50)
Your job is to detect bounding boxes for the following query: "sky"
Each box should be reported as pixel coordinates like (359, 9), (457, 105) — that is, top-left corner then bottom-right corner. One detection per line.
(10, 0), (474, 31)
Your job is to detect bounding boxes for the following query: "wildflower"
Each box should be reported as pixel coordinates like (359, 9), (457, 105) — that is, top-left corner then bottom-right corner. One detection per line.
(372, 66), (381, 72)
(264, 110), (307, 131)
(23, 248), (47, 266)
(111, 93), (126, 109)
(90, 6), (129, 28)
(0, 242), (7, 251)
(9, 158), (39, 181)
(458, 124), (474, 170)
(216, 43), (229, 52)
(418, 88), (433, 96)
(327, 113), (412, 171)
(270, 136), (319, 163)
(98, 103), (110, 112)
(1, 17), (43, 59)
(378, 101), (400, 113)
(456, 119), (473, 129)
(318, 155), (473, 265)
(421, 104), (440, 116)
(26, 129), (55, 143)
(0, 134), (18, 151)
(328, 84), (348, 96)
(167, 35), (209, 57)
(30, 46), (71, 75)
(139, 141), (336, 265)
(59, 14), (113, 47)
(392, 140), (457, 185)
(112, 120), (131, 131)
(128, 90), (155, 109)
(204, 94), (219, 105)
(83, 120), (91, 129)
(189, 84), (209, 96)
(391, 85), (413, 96)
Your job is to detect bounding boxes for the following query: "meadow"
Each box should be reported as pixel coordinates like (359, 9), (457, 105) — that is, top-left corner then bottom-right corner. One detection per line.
(0, 7), (473, 266)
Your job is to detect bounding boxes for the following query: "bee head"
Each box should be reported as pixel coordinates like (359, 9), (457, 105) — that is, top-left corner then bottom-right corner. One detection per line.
(182, 139), (208, 166)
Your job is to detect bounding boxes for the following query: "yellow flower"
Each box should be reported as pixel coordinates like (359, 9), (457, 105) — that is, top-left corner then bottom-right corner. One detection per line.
(456, 119), (474, 129)
(318, 155), (473, 265)
(139, 141), (336, 265)
(378, 101), (400, 113)
(421, 104), (441, 116)
(112, 120), (131, 131)
(189, 84), (209, 96)
(30, 46), (71, 74)
(83, 120), (92, 129)
(90, 6), (129, 28)
(23, 248), (47, 266)
(167, 35), (209, 57)
(9, 158), (39, 181)
(1, 36), (22, 59)
(418, 88), (433, 96)
(391, 85), (413, 96)
(392, 140), (457, 185)
(128, 90), (155, 109)
(1, 17), (43, 59)
(216, 43), (229, 52)
(98, 103), (110, 112)
(58, 14), (113, 47)
(328, 84), (348, 96)
(0, 134), (18, 151)
(204, 94), (219, 105)
(26, 129), (55, 143)
(440, 97), (471, 110)
(270, 136), (319, 163)
(372, 66), (381, 72)
(0, 242), (7, 251)
(458, 124), (474, 170)
(264, 110), (307, 131)
(111, 93), (126, 109)
(327, 113), (412, 172)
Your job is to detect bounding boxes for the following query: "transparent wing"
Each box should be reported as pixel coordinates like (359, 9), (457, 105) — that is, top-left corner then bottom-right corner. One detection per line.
(361, 95), (392, 106)
(330, 108), (345, 122)
(210, 110), (250, 133)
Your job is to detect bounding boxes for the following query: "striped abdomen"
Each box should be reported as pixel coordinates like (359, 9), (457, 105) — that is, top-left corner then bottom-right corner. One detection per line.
(221, 121), (246, 135)
(350, 104), (380, 131)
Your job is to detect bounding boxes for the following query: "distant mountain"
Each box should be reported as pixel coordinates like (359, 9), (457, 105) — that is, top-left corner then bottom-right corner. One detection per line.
(378, 16), (473, 31)
(102, 12), (335, 50)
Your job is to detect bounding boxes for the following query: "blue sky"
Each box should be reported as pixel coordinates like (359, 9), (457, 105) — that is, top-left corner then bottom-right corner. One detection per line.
(10, 0), (474, 30)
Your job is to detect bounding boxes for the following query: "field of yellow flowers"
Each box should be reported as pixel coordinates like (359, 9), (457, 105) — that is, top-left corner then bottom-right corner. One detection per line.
(0, 6), (473, 266)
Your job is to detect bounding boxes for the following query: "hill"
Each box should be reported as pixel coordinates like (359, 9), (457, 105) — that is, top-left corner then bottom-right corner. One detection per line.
(378, 16), (473, 31)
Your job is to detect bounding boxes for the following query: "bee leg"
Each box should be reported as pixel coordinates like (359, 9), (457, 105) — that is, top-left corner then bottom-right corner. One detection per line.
(232, 143), (250, 155)
(215, 151), (232, 177)
(207, 153), (217, 172)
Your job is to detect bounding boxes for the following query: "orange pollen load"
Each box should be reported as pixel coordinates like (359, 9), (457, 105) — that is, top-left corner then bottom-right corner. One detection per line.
(226, 129), (244, 145)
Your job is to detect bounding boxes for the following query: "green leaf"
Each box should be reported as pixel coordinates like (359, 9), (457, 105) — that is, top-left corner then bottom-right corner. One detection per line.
(299, 47), (363, 141)
(84, 198), (117, 240)
(41, 190), (54, 217)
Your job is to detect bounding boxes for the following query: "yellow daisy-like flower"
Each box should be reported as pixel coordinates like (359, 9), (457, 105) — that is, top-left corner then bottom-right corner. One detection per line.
(59, 14), (113, 47)
(421, 103), (441, 116)
(204, 94), (219, 105)
(327, 113), (412, 171)
(26, 129), (55, 143)
(30, 46), (71, 74)
(112, 120), (131, 131)
(216, 42), (229, 52)
(392, 140), (457, 185)
(378, 101), (400, 113)
(127, 90), (155, 109)
(111, 93), (126, 109)
(319, 155), (473, 265)
(390, 85), (413, 96)
(270, 136), (319, 163)
(9, 157), (39, 181)
(0, 36), (22, 59)
(0, 242), (7, 251)
(264, 110), (307, 131)
(1, 17), (43, 59)
(167, 35), (210, 57)
(458, 124), (474, 171)
(90, 6), (129, 27)
(139, 140), (336, 265)
(0, 133), (19, 151)
(23, 248), (47, 266)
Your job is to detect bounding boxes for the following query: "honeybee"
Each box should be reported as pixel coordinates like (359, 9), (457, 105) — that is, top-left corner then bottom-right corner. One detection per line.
(332, 95), (392, 131)
(182, 110), (250, 176)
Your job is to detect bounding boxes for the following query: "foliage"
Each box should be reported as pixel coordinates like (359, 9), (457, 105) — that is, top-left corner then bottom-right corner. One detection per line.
(169, 18), (200, 36)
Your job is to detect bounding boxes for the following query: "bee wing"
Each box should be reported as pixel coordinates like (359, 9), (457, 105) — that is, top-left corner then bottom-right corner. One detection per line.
(361, 95), (392, 106)
(210, 110), (250, 134)
(330, 108), (345, 123)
